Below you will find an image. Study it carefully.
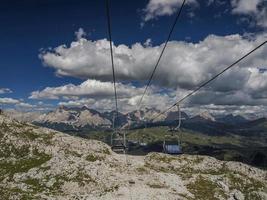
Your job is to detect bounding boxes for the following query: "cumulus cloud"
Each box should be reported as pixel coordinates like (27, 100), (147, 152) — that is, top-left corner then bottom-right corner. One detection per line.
(0, 98), (20, 104)
(0, 88), (12, 94)
(29, 79), (178, 112)
(0, 96), (51, 112)
(144, 38), (152, 47)
(141, 0), (198, 22)
(15, 102), (36, 109)
(146, 0), (266, 29)
(37, 30), (267, 115)
(183, 104), (267, 119)
(231, 0), (261, 14)
(231, 0), (267, 28)
(30, 79), (145, 100)
(58, 93), (176, 113)
(39, 33), (267, 91)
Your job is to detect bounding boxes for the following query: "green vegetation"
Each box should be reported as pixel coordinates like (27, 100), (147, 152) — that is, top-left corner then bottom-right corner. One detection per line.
(0, 142), (30, 159)
(101, 147), (111, 155)
(0, 150), (51, 181)
(86, 154), (104, 162)
(73, 170), (96, 187)
(145, 153), (266, 199)
(0, 185), (36, 200)
(136, 166), (148, 174)
(101, 184), (119, 194)
(70, 125), (267, 168)
(64, 149), (82, 157)
(49, 170), (96, 190)
(40, 133), (55, 145)
(127, 127), (243, 147)
(147, 152), (176, 163)
(1, 121), (55, 145)
(23, 178), (47, 193)
(147, 182), (168, 189)
(187, 175), (226, 200)
(226, 173), (265, 200)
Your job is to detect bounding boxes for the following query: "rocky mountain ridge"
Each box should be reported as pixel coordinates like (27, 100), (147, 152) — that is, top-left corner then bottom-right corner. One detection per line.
(0, 113), (266, 199)
(4, 106), (252, 129)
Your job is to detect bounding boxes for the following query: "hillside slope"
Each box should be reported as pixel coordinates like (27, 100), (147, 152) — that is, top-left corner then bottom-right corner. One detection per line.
(0, 114), (266, 200)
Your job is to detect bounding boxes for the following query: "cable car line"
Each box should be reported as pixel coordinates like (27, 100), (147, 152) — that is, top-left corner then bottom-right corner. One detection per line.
(137, 0), (187, 109)
(106, 0), (126, 152)
(104, 0), (266, 158)
(106, 2), (133, 198)
(151, 40), (267, 121)
(106, 0), (119, 125)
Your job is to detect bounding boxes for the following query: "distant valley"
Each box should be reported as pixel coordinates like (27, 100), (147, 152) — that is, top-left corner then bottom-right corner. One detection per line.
(3, 106), (267, 169)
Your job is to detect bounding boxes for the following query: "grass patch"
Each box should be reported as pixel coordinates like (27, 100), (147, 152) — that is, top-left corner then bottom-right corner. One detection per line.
(0, 185), (35, 200)
(0, 142), (30, 158)
(102, 185), (119, 194)
(0, 150), (51, 180)
(86, 154), (104, 162)
(50, 170), (96, 190)
(64, 149), (82, 157)
(187, 175), (226, 200)
(102, 147), (111, 155)
(73, 170), (96, 187)
(226, 173), (265, 200)
(147, 182), (168, 189)
(148, 153), (176, 163)
(40, 133), (54, 145)
(12, 129), (40, 141)
(23, 177), (49, 193)
(136, 166), (148, 174)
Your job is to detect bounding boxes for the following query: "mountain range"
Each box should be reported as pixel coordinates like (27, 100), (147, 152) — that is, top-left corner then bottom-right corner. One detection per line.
(4, 106), (262, 135)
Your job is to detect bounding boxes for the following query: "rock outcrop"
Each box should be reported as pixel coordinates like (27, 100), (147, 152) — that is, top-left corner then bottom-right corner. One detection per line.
(0, 114), (266, 199)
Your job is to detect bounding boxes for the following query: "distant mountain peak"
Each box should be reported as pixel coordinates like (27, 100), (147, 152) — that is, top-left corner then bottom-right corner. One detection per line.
(57, 105), (70, 111)
(81, 105), (89, 110)
(217, 113), (248, 124)
(193, 111), (216, 121)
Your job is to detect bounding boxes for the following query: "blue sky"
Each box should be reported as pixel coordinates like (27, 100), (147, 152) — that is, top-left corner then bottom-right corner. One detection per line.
(0, 0), (267, 116)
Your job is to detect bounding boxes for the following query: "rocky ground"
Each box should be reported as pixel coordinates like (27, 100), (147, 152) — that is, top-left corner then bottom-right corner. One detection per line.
(0, 114), (266, 200)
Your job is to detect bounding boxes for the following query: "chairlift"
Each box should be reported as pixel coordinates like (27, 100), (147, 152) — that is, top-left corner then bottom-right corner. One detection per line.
(111, 129), (127, 153)
(140, 115), (147, 129)
(111, 114), (127, 153)
(163, 104), (183, 154)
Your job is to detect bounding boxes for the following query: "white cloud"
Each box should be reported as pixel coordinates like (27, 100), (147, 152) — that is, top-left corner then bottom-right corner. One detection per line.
(30, 79), (180, 112)
(37, 31), (267, 115)
(0, 98), (20, 104)
(141, 0), (198, 22)
(0, 97), (51, 112)
(231, 0), (267, 28)
(0, 88), (12, 94)
(231, 0), (261, 14)
(39, 33), (267, 91)
(16, 102), (36, 109)
(75, 28), (87, 40)
(58, 93), (176, 113)
(30, 79), (145, 100)
(183, 104), (267, 119)
(59, 98), (96, 107)
(144, 38), (152, 47)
